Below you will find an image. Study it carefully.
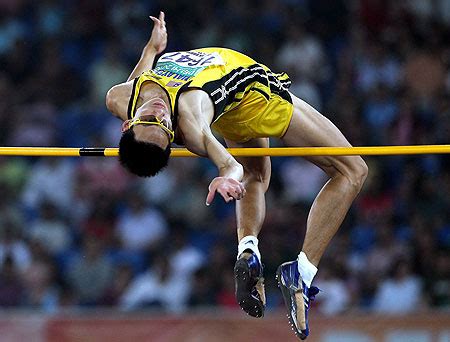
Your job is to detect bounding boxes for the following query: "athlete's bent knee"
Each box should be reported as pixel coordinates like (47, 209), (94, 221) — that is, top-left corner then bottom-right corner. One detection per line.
(348, 156), (368, 192)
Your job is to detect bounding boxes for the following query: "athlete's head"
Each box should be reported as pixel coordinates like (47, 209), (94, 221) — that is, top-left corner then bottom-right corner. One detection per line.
(119, 96), (174, 177)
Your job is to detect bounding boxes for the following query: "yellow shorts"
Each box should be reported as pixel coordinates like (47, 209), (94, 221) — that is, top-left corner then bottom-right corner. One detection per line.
(211, 88), (293, 143)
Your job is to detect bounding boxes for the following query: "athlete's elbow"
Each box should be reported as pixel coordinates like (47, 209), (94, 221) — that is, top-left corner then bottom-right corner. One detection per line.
(106, 86), (126, 118)
(105, 87), (117, 113)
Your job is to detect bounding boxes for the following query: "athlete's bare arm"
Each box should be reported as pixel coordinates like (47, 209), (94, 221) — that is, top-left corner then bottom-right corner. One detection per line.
(177, 90), (246, 205)
(106, 11), (167, 120)
(128, 11), (167, 81)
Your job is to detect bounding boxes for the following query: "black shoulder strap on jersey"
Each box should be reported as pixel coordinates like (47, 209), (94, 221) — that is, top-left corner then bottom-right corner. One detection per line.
(126, 77), (140, 120)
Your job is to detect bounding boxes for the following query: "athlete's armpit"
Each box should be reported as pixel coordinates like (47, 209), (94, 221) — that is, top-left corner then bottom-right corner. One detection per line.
(106, 81), (134, 120)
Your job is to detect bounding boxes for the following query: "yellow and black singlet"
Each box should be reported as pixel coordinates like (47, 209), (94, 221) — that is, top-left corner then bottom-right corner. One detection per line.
(127, 47), (294, 143)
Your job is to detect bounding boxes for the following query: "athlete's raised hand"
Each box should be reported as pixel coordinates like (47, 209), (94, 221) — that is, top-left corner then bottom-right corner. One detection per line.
(148, 11), (167, 54)
(206, 177), (246, 206)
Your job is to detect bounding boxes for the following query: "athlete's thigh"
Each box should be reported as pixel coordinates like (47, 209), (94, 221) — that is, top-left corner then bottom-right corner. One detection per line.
(225, 138), (271, 185)
(282, 93), (362, 176)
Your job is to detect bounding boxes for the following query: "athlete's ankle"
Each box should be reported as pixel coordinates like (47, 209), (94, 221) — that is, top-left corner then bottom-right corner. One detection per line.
(237, 235), (261, 261)
(297, 251), (317, 287)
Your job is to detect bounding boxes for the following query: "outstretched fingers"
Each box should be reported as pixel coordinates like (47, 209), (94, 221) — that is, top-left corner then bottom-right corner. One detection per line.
(148, 11), (167, 54)
(206, 177), (246, 206)
(150, 11), (165, 26)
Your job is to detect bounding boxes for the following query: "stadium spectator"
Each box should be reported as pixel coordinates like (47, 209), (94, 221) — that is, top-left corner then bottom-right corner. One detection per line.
(116, 191), (168, 254)
(67, 236), (113, 305)
(119, 254), (190, 312)
(372, 258), (423, 314)
(28, 201), (72, 256)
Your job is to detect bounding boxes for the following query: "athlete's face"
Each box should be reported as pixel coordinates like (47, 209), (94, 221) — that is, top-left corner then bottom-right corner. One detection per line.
(135, 97), (173, 131)
(122, 96), (174, 148)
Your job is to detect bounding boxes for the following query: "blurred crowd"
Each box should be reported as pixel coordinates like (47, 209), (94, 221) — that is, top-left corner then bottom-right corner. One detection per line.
(0, 0), (449, 315)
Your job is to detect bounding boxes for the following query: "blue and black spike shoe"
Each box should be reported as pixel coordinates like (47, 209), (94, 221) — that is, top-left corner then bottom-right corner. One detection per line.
(276, 260), (320, 340)
(234, 251), (265, 318)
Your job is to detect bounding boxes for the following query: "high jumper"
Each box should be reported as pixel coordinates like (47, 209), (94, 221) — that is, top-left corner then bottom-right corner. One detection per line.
(106, 11), (368, 340)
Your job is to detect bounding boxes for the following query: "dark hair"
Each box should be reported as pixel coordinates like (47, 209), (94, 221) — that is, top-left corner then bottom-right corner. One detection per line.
(119, 129), (171, 177)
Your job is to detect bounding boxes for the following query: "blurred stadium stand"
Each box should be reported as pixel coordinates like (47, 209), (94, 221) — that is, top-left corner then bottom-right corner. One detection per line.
(0, 0), (449, 340)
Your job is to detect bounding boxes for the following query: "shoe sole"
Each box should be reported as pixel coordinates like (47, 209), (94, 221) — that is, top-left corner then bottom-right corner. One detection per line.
(276, 265), (307, 340)
(234, 258), (265, 318)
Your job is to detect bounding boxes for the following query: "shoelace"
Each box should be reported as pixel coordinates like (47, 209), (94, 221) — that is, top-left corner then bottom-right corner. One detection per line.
(306, 286), (320, 303)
